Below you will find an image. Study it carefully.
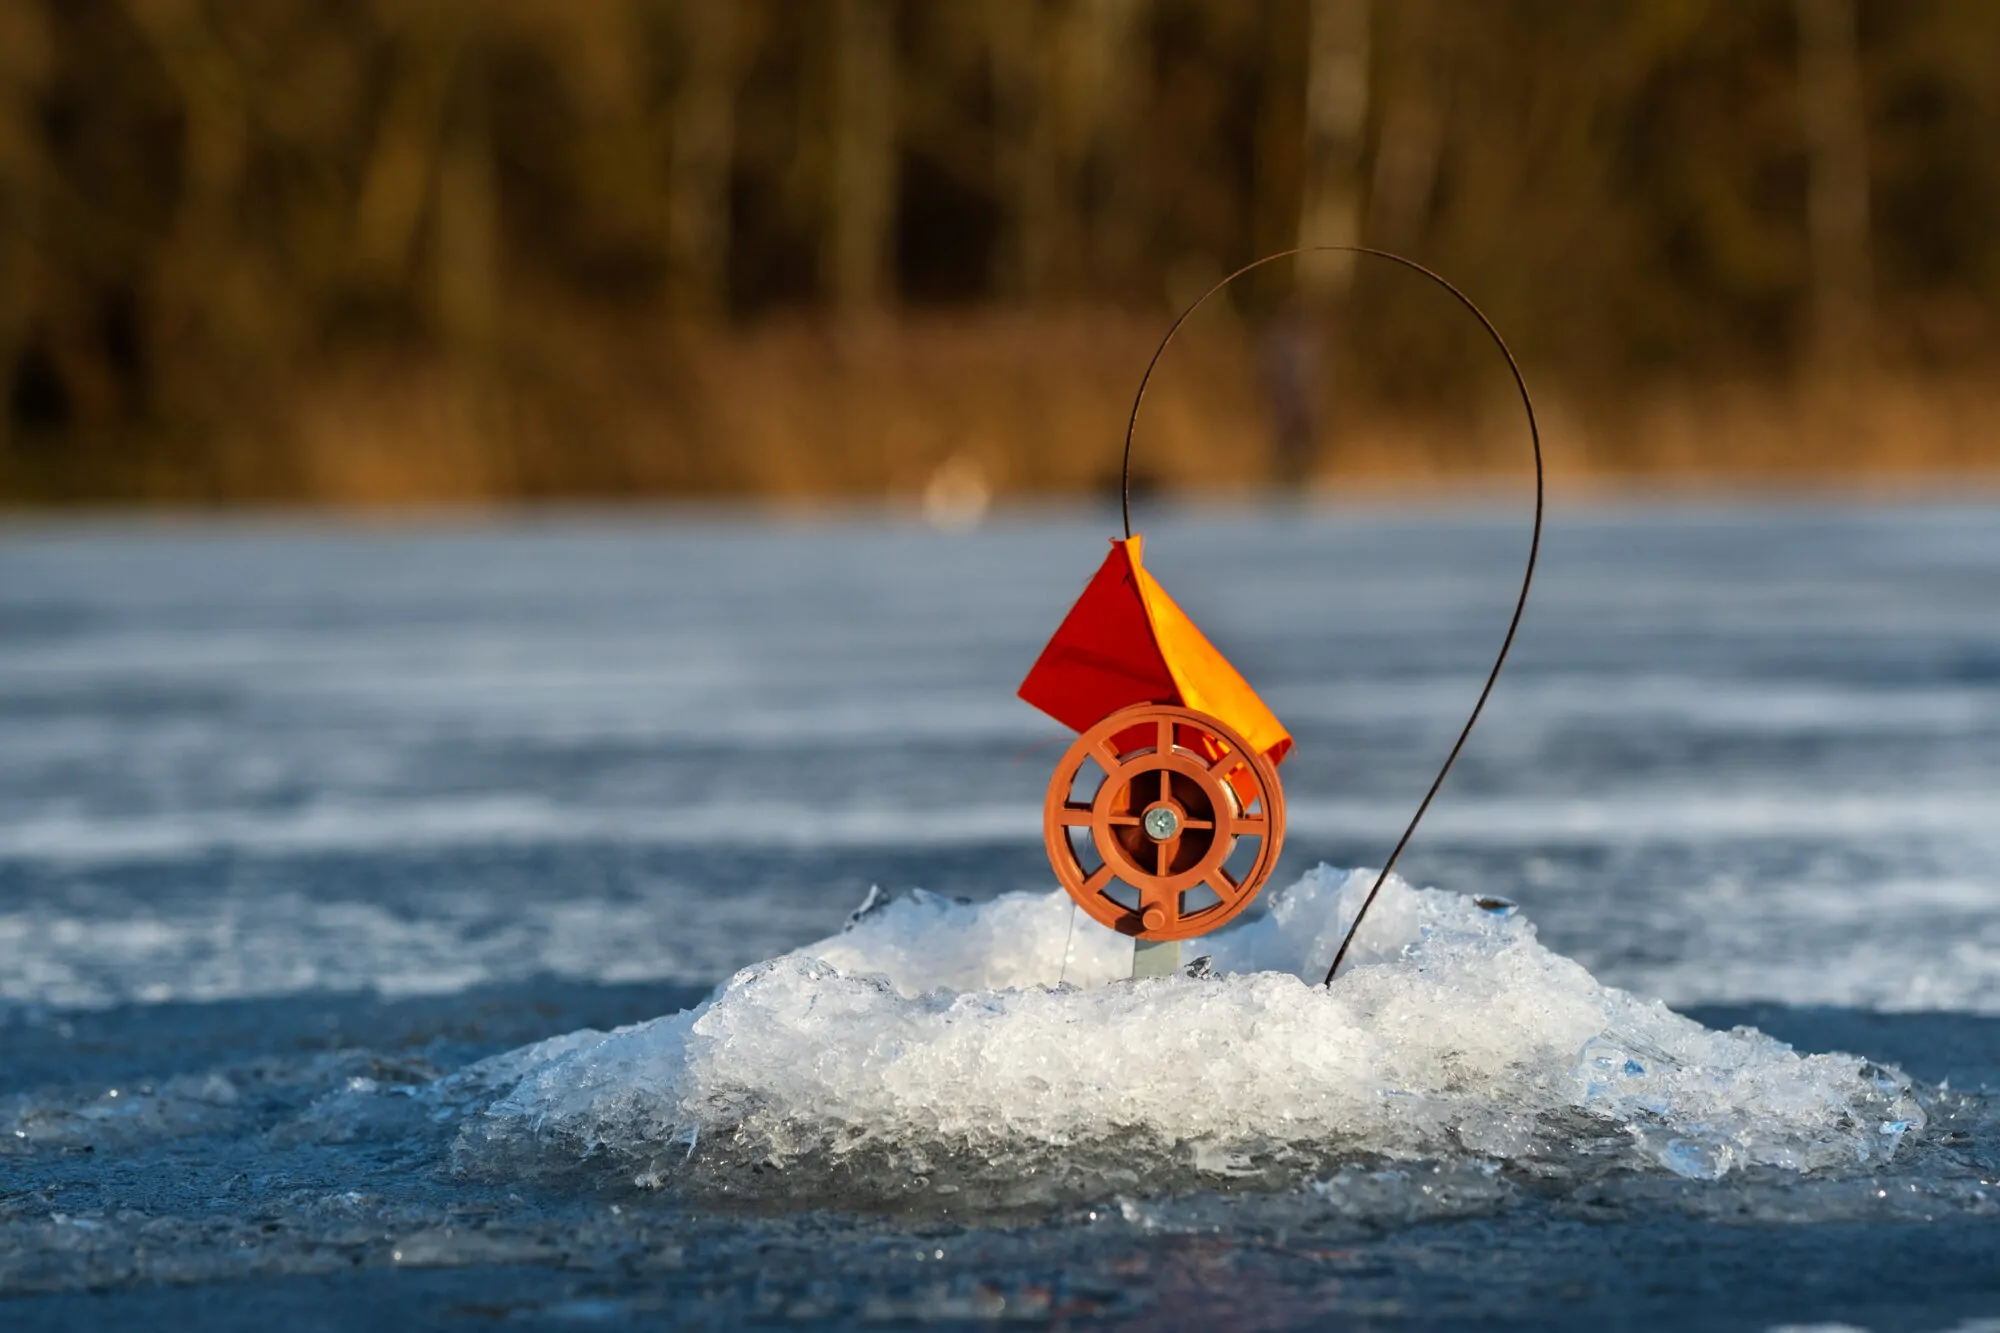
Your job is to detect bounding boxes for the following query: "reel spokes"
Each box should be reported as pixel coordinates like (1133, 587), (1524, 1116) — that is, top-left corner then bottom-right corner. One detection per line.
(1043, 702), (1285, 941)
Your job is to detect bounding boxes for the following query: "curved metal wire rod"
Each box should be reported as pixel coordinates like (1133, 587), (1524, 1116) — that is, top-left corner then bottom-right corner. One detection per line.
(1114, 246), (1544, 987)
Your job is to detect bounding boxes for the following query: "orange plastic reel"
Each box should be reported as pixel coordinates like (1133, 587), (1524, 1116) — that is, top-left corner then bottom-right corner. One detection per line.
(1042, 702), (1285, 941)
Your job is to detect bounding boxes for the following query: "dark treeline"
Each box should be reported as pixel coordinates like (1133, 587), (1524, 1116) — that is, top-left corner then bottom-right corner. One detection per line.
(2, 0), (1997, 503)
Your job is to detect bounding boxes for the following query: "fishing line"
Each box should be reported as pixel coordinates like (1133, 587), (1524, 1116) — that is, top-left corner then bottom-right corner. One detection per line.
(1055, 895), (1080, 988)
(1116, 246), (1544, 988)
(1007, 733), (1070, 766)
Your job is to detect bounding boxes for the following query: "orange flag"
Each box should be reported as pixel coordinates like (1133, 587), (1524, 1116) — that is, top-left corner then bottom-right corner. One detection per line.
(1018, 536), (1292, 765)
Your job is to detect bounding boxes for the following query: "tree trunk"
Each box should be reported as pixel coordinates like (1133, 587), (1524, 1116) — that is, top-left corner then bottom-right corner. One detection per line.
(121, 0), (247, 274)
(1296, 0), (1370, 293)
(353, 16), (462, 292)
(1366, 0), (1442, 252)
(991, 0), (1150, 304)
(0, 0), (49, 451)
(827, 0), (897, 316)
(986, 0), (1055, 303)
(436, 30), (497, 357)
(668, 0), (734, 314)
(1794, 0), (1872, 378)
(1062, 0), (1149, 295)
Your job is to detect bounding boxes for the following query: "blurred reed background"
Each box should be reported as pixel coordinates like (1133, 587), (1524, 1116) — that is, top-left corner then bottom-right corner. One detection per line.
(1, 0), (1997, 508)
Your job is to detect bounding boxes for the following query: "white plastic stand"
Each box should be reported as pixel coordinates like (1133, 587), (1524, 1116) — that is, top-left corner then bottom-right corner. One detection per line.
(1131, 937), (1181, 979)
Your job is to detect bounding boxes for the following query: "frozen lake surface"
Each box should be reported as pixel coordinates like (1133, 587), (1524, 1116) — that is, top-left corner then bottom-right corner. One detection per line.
(3, 502), (1999, 1329)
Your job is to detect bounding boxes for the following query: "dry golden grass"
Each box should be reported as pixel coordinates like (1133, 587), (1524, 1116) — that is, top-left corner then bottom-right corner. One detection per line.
(10, 310), (1999, 508)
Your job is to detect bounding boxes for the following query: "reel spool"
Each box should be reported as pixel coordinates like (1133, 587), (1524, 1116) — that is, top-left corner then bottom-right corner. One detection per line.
(1043, 702), (1285, 941)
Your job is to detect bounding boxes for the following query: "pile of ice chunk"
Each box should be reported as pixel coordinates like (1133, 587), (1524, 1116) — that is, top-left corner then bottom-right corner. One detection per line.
(464, 868), (1921, 1203)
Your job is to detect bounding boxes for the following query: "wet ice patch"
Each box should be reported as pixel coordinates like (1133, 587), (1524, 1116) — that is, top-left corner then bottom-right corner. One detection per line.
(463, 868), (1922, 1205)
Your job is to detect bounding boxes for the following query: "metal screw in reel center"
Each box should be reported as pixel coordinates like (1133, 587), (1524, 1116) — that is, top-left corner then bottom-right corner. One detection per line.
(1142, 805), (1181, 841)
